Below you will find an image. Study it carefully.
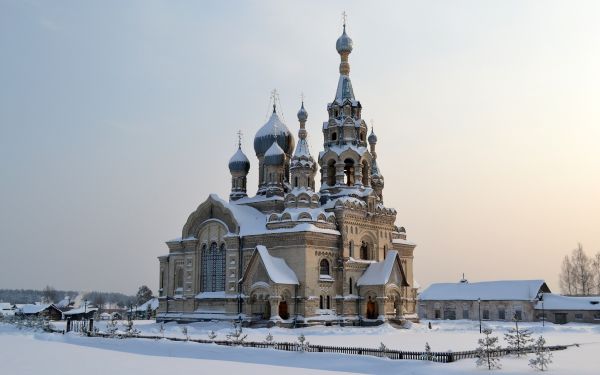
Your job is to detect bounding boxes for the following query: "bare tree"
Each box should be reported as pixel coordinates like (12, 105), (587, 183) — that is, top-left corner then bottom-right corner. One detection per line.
(41, 285), (57, 303)
(559, 255), (575, 295)
(592, 253), (600, 295)
(572, 244), (593, 295)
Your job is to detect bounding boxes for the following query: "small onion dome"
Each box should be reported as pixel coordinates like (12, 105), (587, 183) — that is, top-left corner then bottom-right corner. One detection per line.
(264, 140), (285, 166)
(368, 128), (377, 144)
(254, 109), (295, 156)
(336, 26), (353, 54)
(297, 102), (308, 122)
(228, 147), (250, 174)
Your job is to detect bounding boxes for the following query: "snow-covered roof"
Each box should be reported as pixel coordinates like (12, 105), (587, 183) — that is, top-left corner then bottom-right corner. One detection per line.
(535, 293), (600, 311)
(357, 251), (408, 286)
(63, 305), (99, 315)
(392, 238), (416, 246)
(335, 75), (355, 103)
(18, 304), (52, 314)
(134, 298), (159, 312)
(0, 303), (15, 310)
(54, 296), (72, 309)
(246, 245), (299, 285)
(419, 280), (549, 301)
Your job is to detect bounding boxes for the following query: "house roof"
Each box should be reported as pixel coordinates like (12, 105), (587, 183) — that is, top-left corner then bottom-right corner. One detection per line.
(134, 298), (159, 312)
(357, 251), (409, 287)
(419, 280), (549, 301)
(241, 245), (299, 285)
(535, 293), (600, 311)
(63, 306), (99, 315)
(18, 304), (55, 314)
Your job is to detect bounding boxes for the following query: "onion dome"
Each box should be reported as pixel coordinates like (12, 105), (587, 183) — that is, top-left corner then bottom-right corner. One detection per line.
(264, 140), (285, 166)
(228, 147), (250, 174)
(297, 102), (308, 122)
(336, 25), (353, 54)
(254, 106), (295, 157)
(368, 128), (378, 145)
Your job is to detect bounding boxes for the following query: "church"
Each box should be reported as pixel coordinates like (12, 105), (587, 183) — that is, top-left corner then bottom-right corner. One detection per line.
(156, 23), (418, 326)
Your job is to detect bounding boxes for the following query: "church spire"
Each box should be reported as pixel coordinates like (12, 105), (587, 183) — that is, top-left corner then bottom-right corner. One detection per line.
(291, 98), (316, 191)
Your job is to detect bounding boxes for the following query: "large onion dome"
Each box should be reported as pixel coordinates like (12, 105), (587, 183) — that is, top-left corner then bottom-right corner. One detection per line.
(228, 147), (250, 174)
(264, 141), (285, 166)
(336, 25), (353, 54)
(254, 107), (295, 157)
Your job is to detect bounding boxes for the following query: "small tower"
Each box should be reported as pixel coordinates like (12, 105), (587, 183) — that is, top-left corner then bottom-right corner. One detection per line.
(263, 138), (286, 197)
(369, 126), (384, 202)
(290, 100), (317, 190)
(228, 133), (251, 201)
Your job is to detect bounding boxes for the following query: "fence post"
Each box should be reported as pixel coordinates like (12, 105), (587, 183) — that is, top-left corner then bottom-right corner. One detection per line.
(447, 351), (454, 363)
(66, 318), (71, 333)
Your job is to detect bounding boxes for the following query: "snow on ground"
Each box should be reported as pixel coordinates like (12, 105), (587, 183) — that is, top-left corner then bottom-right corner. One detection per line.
(2, 320), (600, 374)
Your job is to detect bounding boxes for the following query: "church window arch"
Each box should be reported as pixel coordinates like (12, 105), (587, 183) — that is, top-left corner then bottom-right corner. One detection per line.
(319, 295), (324, 309)
(349, 277), (353, 294)
(362, 160), (369, 186)
(281, 212), (292, 221)
(175, 268), (183, 289)
(294, 176), (298, 187)
(326, 295), (331, 309)
(331, 132), (337, 141)
(344, 158), (355, 186)
(360, 241), (369, 260)
(319, 259), (330, 276)
(326, 159), (336, 186)
(349, 240), (354, 257)
(201, 242), (226, 292)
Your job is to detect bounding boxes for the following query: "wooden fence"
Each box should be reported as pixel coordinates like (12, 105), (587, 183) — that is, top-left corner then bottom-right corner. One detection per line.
(72, 329), (567, 363)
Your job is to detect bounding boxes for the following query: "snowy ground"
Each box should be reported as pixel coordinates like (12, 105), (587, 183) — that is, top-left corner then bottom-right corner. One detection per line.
(2, 320), (600, 374)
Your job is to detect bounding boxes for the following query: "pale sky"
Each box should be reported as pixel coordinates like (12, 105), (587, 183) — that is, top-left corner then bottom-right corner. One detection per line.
(1, 1), (599, 295)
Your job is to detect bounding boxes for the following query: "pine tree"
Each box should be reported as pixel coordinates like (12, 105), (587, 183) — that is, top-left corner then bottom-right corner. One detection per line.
(476, 328), (502, 370)
(421, 342), (435, 361)
(226, 321), (247, 345)
(158, 322), (165, 338)
(106, 318), (119, 337)
(504, 317), (534, 357)
(264, 332), (273, 343)
(529, 336), (553, 371)
(297, 333), (309, 352)
(208, 330), (217, 340)
(379, 342), (388, 358)
(181, 325), (189, 341)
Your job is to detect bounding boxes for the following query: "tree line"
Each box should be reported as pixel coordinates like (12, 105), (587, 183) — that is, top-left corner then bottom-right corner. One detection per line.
(559, 243), (600, 295)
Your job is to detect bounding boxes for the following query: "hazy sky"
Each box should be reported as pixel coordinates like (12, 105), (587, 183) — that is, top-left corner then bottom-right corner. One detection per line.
(1, 1), (599, 295)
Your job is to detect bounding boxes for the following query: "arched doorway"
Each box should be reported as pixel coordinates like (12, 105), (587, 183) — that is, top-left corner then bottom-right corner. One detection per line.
(344, 158), (355, 186)
(366, 296), (378, 319)
(263, 297), (271, 320)
(360, 241), (368, 260)
(278, 301), (289, 320)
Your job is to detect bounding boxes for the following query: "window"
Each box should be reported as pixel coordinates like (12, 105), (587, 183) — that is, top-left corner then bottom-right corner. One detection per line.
(483, 309), (490, 320)
(349, 241), (354, 257)
(327, 160), (336, 186)
(360, 241), (368, 260)
(319, 295), (324, 309)
(326, 296), (331, 309)
(462, 308), (469, 319)
(593, 312), (600, 320)
(344, 158), (355, 186)
(319, 259), (330, 275)
(349, 278), (353, 294)
(444, 309), (456, 320)
(498, 308), (506, 320)
(575, 313), (583, 320)
(175, 269), (184, 289)
(201, 242), (226, 292)
(331, 132), (337, 141)
(514, 310), (522, 321)
(434, 309), (441, 319)
(294, 176), (298, 187)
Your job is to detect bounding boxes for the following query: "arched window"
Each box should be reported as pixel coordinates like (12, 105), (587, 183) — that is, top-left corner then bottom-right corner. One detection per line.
(327, 160), (336, 186)
(326, 295), (331, 309)
(201, 242), (226, 292)
(360, 241), (368, 260)
(344, 158), (355, 186)
(319, 259), (330, 275)
(331, 132), (337, 141)
(349, 241), (354, 257)
(319, 295), (324, 309)
(362, 161), (369, 186)
(294, 176), (298, 187)
(349, 277), (353, 295)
